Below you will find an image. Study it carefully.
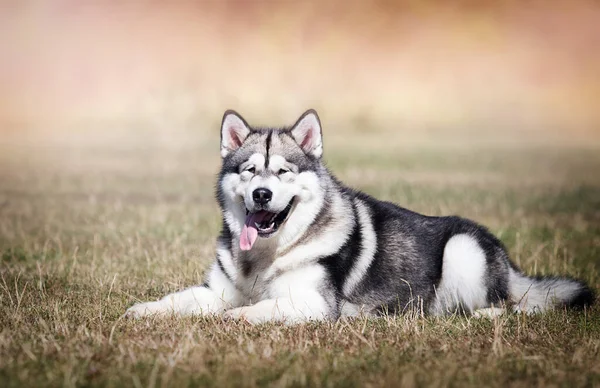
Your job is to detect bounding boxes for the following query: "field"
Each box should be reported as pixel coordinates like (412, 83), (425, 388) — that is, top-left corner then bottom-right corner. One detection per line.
(1, 125), (599, 387)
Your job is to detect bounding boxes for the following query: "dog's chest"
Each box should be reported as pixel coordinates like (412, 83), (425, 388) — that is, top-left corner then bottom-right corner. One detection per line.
(235, 249), (274, 302)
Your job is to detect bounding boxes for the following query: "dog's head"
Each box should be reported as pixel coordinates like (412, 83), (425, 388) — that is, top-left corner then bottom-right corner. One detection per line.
(218, 110), (326, 251)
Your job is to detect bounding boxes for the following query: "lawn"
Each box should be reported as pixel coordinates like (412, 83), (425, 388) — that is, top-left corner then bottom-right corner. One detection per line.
(1, 125), (599, 387)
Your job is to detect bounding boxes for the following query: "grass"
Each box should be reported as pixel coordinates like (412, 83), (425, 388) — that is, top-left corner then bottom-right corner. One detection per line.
(0, 127), (599, 387)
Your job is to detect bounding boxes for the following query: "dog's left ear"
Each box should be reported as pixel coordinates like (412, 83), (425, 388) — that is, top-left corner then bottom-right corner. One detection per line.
(290, 109), (323, 159)
(221, 110), (251, 158)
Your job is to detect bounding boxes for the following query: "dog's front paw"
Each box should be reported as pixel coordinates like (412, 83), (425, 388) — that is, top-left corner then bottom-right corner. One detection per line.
(223, 307), (266, 324)
(223, 307), (247, 321)
(124, 301), (169, 319)
(224, 306), (280, 325)
(472, 307), (506, 319)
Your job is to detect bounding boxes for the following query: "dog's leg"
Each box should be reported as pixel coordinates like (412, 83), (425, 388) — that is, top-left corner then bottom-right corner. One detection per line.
(224, 264), (331, 324)
(125, 261), (242, 318)
(223, 293), (329, 324)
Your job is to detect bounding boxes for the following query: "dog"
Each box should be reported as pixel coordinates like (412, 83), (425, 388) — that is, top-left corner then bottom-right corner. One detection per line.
(125, 109), (594, 323)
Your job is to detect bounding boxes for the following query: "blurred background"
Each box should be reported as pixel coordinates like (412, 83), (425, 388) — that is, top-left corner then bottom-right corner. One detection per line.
(1, 4), (600, 386)
(1, 0), (599, 142)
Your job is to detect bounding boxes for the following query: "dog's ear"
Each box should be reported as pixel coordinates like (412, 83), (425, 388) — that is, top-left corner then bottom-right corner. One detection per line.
(290, 109), (323, 159)
(221, 110), (251, 158)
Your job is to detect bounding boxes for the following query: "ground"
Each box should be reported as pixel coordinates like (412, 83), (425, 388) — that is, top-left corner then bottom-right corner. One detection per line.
(0, 125), (599, 387)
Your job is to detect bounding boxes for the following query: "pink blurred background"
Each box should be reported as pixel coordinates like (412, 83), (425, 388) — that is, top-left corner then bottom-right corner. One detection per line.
(1, 1), (599, 138)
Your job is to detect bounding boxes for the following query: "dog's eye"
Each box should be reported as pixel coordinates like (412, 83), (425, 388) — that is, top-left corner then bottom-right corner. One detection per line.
(245, 167), (255, 174)
(278, 169), (289, 175)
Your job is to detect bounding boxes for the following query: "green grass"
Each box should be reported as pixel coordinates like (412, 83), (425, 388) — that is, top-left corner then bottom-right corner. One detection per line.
(0, 129), (599, 387)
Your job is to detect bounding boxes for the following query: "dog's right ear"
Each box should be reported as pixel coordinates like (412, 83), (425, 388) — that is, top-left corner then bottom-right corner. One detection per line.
(221, 110), (251, 158)
(290, 109), (323, 159)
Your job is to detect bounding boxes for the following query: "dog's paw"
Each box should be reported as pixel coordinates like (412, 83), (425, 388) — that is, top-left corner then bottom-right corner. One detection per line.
(123, 301), (168, 319)
(472, 307), (506, 319)
(223, 307), (247, 321)
(223, 307), (269, 324)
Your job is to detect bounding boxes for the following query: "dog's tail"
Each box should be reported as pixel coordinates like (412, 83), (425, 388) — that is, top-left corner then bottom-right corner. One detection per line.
(508, 269), (595, 313)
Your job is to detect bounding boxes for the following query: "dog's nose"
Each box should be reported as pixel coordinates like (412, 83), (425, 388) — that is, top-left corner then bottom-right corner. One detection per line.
(252, 188), (272, 205)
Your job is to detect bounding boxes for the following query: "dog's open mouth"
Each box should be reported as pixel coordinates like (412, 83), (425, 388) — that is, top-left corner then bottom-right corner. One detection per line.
(239, 198), (295, 251)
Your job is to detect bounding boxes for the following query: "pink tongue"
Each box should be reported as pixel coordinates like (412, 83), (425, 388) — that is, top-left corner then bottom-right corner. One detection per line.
(240, 211), (271, 251)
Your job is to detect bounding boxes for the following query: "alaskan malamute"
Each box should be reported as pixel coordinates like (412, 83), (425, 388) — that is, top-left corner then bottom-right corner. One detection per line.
(126, 110), (594, 323)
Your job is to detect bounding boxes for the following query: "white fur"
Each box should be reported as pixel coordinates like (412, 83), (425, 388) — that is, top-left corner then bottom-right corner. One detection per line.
(508, 269), (581, 313)
(261, 170), (325, 254)
(125, 262), (242, 318)
(430, 234), (488, 315)
(265, 187), (354, 278)
(267, 155), (287, 173)
(242, 153), (266, 174)
(242, 154), (309, 215)
(340, 302), (373, 317)
(216, 242), (238, 282)
(472, 307), (506, 318)
(220, 173), (246, 237)
(342, 199), (377, 297)
(245, 175), (292, 213)
(205, 261), (243, 307)
(224, 265), (329, 324)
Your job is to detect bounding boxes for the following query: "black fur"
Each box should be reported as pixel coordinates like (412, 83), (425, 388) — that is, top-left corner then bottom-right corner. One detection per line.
(318, 201), (361, 295)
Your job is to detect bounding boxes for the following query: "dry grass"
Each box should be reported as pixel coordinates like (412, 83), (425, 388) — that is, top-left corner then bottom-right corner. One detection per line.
(0, 126), (599, 387)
